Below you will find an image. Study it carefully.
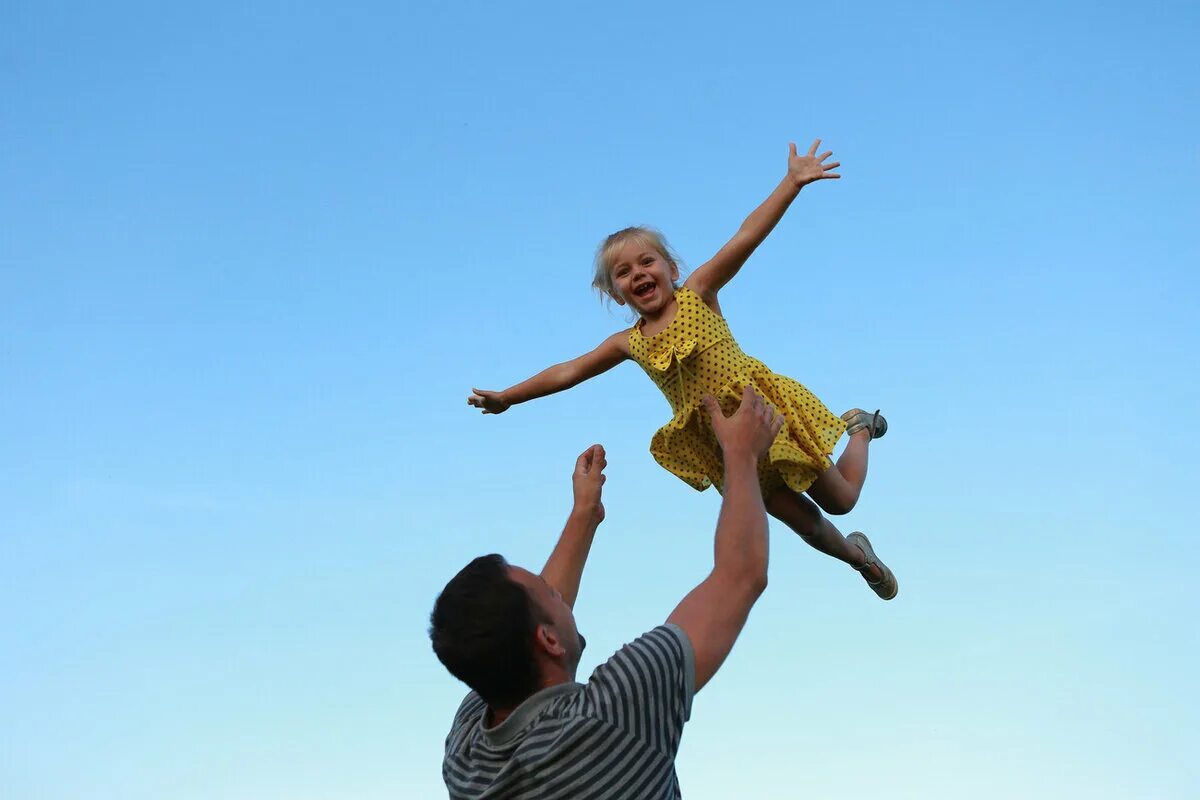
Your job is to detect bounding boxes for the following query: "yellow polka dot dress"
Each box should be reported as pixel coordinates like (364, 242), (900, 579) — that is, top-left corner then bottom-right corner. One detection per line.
(628, 285), (846, 496)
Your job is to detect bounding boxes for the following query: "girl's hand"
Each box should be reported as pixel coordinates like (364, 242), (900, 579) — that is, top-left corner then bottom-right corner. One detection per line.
(467, 388), (510, 414)
(787, 139), (841, 189)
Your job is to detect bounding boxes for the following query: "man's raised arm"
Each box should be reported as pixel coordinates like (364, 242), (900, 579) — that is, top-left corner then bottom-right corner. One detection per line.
(667, 388), (783, 692)
(541, 444), (607, 609)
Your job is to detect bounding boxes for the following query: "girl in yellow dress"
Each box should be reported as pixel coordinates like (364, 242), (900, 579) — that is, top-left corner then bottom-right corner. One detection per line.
(468, 140), (897, 600)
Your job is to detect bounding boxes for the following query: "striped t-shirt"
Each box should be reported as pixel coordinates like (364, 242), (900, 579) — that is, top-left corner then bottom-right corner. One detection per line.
(442, 624), (696, 799)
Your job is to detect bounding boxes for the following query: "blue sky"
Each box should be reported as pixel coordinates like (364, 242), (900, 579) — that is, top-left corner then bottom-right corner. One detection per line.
(2, 1), (1198, 798)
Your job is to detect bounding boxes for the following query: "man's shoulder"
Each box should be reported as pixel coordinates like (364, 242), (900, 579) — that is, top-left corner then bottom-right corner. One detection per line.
(447, 691), (487, 743)
(582, 624), (695, 722)
(588, 624), (694, 681)
(453, 690), (487, 720)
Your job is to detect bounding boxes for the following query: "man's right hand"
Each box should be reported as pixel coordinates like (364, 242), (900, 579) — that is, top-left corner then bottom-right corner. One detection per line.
(702, 386), (784, 462)
(571, 444), (606, 526)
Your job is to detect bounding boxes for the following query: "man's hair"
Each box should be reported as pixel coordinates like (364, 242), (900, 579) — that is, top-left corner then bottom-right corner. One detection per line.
(429, 554), (544, 708)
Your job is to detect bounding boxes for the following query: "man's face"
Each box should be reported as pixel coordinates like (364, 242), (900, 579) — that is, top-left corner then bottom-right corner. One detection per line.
(508, 566), (585, 673)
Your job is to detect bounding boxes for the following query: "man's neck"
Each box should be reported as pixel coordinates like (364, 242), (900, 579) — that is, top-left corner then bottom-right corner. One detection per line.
(485, 672), (573, 728)
(486, 705), (516, 728)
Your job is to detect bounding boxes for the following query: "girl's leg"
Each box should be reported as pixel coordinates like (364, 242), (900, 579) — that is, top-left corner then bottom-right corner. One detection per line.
(765, 487), (884, 583)
(806, 429), (870, 515)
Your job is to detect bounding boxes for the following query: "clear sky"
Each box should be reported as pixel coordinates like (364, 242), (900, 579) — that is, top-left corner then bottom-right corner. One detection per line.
(3, 1), (1198, 798)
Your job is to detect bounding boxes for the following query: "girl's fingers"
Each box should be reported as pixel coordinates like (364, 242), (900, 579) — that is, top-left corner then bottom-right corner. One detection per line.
(823, 161), (841, 171)
(789, 142), (798, 157)
(818, 150), (833, 162)
(807, 138), (821, 157)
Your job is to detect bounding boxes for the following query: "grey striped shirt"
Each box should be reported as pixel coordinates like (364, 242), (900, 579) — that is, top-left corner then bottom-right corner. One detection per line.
(442, 624), (696, 799)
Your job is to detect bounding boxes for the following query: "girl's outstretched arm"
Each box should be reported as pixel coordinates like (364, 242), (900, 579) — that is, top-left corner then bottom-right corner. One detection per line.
(467, 331), (630, 414)
(686, 140), (840, 304)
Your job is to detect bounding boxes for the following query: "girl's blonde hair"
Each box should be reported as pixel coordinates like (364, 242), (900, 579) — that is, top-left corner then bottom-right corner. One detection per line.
(591, 226), (683, 304)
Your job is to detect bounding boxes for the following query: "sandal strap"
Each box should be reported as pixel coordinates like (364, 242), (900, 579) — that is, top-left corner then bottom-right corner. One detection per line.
(853, 562), (885, 586)
(848, 532), (877, 572)
(843, 408), (886, 438)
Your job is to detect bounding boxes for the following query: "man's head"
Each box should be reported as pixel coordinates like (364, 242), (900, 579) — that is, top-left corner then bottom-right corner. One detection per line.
(430, 554), (585, 709)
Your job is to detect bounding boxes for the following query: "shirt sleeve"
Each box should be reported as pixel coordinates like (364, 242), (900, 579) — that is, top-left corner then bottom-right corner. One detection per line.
(581, 623), (696, 756)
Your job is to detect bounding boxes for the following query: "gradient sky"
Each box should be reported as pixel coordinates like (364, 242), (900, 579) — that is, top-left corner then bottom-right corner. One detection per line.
(3, 2), (1198, 798)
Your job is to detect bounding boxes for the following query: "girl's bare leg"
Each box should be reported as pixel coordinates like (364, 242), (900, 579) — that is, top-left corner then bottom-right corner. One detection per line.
(806, 429), (870, 515)
(765, 487), (883, 583)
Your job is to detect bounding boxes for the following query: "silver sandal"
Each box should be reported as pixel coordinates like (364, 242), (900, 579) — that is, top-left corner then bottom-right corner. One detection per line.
(847, 531), (898, 601)
(841, 408), (888, 439)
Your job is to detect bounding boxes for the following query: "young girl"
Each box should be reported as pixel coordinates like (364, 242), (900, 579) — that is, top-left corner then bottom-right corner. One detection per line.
(468, 140), (897, 600)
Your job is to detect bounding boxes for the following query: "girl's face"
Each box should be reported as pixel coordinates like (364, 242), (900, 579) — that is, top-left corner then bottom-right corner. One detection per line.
(609, 241), (679, 316)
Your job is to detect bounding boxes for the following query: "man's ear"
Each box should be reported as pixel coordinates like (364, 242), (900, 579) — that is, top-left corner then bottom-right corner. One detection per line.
(535, 624), (566, 658)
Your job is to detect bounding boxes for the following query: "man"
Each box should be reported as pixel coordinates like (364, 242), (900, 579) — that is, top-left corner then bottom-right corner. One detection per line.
(430, 388), (784, 798)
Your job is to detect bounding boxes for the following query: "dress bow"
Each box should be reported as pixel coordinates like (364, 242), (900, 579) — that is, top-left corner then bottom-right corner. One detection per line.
(650, 339), (699, 401)
(649, 339), (698, 372)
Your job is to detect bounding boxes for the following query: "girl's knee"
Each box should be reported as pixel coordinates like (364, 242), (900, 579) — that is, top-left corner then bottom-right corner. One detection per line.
(808, 483), (859, 515)
(821, 494), (858, 515)
(807, 468), (861, 516)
